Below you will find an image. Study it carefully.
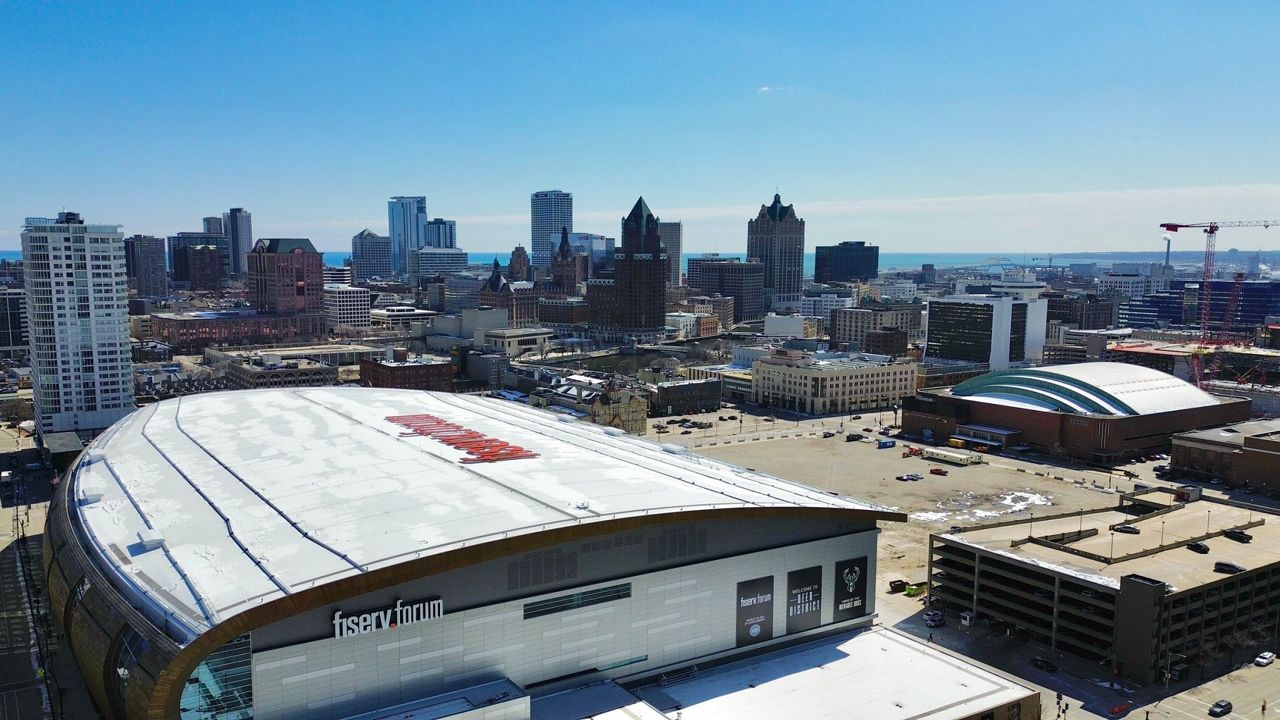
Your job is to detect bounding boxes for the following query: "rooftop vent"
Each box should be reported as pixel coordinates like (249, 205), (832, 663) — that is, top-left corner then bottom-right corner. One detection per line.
(602, 427), (625, 436)
(136, 529), (165, 552)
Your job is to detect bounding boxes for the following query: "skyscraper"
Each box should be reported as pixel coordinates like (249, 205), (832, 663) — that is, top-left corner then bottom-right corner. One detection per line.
(0, 288), (28, 361)
(248, 238), (324, 314)
(203, 216), (224, 235)
(351, 229), (392, 284)
(169, 232), (232, 283)
(222, 207), (252, 275)
(388, 196), (428, 276)
(531, 190), (573, 268)
(586, 198), (667, 342)
(22, 212), (134, 434)
(815, 241), (878, 283)
(129, 234), (169, 298)
(657, 220), (683, 286)
(424, 218), (457, 249)
(747, 194), (805, 309)
(509, 245), (531, 281)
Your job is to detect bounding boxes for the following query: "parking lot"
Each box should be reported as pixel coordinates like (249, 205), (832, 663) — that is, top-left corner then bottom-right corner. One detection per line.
(694, 427), (1280, 717)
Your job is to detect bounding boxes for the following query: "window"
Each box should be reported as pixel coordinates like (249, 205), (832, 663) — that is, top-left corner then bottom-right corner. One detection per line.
(524, 583), (631, 620)
(180, 634), (252, 720)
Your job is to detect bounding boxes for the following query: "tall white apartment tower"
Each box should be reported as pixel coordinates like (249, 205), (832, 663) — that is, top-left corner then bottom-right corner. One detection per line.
(22, 212), (134, 435)
(657, 220), (683, 286)
(388, 196), (428, 277)
(531, 190), (572, 268)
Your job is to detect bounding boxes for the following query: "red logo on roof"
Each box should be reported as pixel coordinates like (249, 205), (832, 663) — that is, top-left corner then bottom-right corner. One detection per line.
(386, 414), (539, 463)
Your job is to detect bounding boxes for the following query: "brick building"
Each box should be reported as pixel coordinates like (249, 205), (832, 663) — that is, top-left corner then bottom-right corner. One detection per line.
(360, 352), (455, 391)
(587, 198), (668, 342)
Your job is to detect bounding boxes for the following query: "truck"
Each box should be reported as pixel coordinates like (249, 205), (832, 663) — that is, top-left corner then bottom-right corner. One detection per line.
(922, 448), (981, 466)
(876, 439), (897, 449)
(947, 438), (968, 449)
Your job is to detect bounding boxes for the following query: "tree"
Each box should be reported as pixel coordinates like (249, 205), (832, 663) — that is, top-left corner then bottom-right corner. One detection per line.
(0, 398), (33, 423)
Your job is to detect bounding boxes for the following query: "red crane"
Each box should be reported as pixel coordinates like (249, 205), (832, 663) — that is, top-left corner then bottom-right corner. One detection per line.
(1159, 220), (1278, 386)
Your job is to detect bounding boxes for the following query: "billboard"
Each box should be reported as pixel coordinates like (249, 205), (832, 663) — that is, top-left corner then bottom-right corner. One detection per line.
(735, 575), (775, 647)
(786, 566), (822, 634)
(833, 556), (869, 623)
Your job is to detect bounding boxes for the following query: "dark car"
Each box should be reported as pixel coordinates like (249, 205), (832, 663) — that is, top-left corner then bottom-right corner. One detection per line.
(1187, 541), (1210, 554)
(1214, 561), (1246, 574)
(1224, 529), (1253, 543)
(1209, 700), (1233, 717)
(1114, 525), (1140, 535)
(1029, 657), (1058, 672)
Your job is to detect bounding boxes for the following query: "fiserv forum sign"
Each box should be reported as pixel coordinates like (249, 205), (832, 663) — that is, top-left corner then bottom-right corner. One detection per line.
(332, 597), (444, 639)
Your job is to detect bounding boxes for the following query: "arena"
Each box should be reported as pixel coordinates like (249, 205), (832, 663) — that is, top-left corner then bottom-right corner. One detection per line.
(44, 388), (901, 720)
(901, 362), (1253, 462)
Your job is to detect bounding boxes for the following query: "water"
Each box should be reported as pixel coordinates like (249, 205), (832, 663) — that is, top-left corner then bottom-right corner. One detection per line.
(319, 249), (1226, 274)
(0, 248), (1250, 274)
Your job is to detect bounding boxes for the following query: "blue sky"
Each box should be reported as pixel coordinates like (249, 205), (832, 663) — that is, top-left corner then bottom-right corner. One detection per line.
(2, 1), (1277, 253)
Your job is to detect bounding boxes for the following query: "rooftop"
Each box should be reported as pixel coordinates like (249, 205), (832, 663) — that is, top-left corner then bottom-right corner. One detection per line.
(70, 389), (896, 644)
(950, 361), (1221, 416)
(942, 495), (1280, 591)
(1176, 418), (1280, 447)
(641, 628), (1035, 720)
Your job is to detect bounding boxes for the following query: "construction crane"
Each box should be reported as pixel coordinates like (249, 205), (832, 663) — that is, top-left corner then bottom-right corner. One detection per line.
(1031, 256), (1054, 266)
(1159, 220), (1278, 386)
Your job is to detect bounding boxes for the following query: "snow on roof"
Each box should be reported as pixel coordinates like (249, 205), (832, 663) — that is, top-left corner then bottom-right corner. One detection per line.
(952, 362), (1220, 416)
(69, 389), (893, 644)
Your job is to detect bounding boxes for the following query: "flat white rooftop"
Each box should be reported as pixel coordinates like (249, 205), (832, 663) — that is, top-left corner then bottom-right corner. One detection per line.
(71, 389), (893, 644)
(646, 628), (1036, 720)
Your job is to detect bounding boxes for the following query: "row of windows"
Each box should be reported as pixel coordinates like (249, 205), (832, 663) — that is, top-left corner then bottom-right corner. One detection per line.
(523, 583), (632, 620)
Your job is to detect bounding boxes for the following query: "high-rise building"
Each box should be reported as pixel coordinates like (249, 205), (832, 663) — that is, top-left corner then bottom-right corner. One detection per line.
(222, 207), (252, 275)
(687, 258), (765, 322)
(424, 218), (457, 249)
(531, 190), (573, 267)
(408, 248), (469, 287)
(323, 266), (354, 285)
(323, 284), (372, 330)
(128, 235), (168, 298)
(563, 232), (613, 276)
(586, 198), (668, 341)
(747, 193), (805, 309)
(657, 221), (683, 286)
(509, 245), (531, 281)
(0, 288), (28, 360)
(351, 229), (392, 284)
(248, 238), (324, 314)
(202, 216), (224, 235)
(184, 246), (223, 291)
(815, 241), (878, 283)
(22, 212), (134, 434)
(924, 295), (1048, 371)
(550, 228), (588, 294)
(168, 232), (232, 282)
(388, 196), (428, 276)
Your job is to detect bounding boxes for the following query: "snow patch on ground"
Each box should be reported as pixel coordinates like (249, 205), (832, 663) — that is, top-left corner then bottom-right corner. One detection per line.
(908, 489), (1055, 524)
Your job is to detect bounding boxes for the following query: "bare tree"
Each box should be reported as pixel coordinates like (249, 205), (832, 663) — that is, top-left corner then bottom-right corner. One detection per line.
(0, 398), (33, 423)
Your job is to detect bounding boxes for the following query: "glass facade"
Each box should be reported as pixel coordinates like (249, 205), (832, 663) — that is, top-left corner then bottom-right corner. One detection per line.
(180, 634), (253, 720)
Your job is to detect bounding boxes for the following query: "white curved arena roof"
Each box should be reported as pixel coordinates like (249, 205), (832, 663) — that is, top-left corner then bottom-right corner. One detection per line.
(951, 362), (1221, 416)
(69, 389), (892, 643)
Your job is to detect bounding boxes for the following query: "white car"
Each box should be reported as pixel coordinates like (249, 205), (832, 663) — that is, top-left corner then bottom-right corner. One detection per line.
(1256, 651), (1275, 666)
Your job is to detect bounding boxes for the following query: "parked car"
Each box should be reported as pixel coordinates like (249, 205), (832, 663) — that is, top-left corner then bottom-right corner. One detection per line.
(1224, 529), (1253, 543)
(1254, 651), (1275, 666)
(851, 415), (862, 419)
(1114, 525), (1140, 535)
(1214, 561), (1246, 574)
(822, 431), (836, 438)
(727, 415), (737, 420)
(862, 427), (874, 433)
(930, 468), (949, 476)
(1029, 657), (1058, 673)
(923, 609), (944, 627)
(680, 430), (692, 435)
(1187, 541), (1210, 554)
(896, 474), (912, 482)
(1154, 464), (1170, 473)
(1208, 700), (1233, 717)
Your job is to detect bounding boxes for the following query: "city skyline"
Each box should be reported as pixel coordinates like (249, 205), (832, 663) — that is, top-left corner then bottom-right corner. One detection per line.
(2, 3), (1278, 254)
